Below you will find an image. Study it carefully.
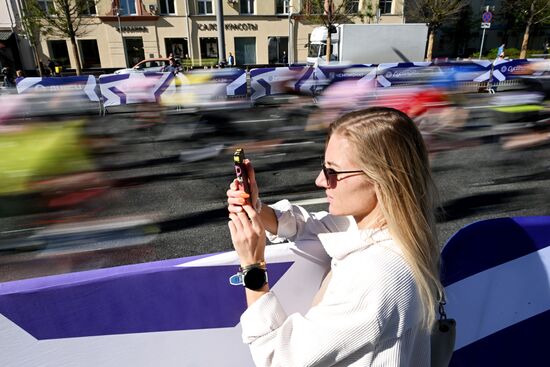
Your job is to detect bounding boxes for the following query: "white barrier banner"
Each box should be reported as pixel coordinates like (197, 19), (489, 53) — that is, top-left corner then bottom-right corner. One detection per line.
(98, 72), (175, 107)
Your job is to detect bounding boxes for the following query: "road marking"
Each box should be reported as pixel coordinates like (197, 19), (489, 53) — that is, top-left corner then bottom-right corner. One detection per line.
(293, 197), (327, 206)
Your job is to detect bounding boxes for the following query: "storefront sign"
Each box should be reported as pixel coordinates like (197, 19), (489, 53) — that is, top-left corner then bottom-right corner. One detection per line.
(198, 23), (258, 31)
(115, 26), (149, 33)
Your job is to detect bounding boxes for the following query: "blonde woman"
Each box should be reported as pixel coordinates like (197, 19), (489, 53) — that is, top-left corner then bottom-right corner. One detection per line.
(227, 107), (444, 366)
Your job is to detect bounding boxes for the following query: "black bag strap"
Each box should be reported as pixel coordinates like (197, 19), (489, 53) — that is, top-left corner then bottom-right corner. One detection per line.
(437, 291), (448, 320)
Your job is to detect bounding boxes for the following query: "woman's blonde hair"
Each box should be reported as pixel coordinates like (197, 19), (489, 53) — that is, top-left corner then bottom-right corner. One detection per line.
(329, 107), (443, 329)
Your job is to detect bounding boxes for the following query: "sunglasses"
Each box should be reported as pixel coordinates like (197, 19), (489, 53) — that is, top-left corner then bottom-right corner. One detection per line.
(321, 162), (364, 183)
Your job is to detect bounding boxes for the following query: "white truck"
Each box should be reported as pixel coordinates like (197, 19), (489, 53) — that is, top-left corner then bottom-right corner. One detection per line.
(307, 23), (429, 65)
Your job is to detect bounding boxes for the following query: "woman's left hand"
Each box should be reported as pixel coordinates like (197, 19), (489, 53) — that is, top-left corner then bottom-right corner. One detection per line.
(228, 204), (266, 266)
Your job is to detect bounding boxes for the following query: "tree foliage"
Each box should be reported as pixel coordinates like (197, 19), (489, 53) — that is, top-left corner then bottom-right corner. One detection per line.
(501, 0), (550, 58)
(24, 0), (99, 75)
(406, 0), (470, 60)
(20, 1), (44, 75)
(502, 0), (550, 26)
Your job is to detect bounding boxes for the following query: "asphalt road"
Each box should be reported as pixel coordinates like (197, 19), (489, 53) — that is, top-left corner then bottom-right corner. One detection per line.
(1, 99), (549, 281)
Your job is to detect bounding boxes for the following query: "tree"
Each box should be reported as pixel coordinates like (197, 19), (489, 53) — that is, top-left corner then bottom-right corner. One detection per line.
(406, 0), (470, 60)
(24, 0), (99, 75)
(301, 0), (366, 61)
(20, 1), (44, 76)
(502, 0), (550, 59)
(359, 1), (378, 24)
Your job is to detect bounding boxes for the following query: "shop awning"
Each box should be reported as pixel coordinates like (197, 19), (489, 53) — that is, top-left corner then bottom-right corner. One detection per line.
(0, 31), (13, 41)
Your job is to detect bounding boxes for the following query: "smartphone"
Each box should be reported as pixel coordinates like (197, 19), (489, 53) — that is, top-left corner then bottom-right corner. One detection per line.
(234, 148), (250, 198)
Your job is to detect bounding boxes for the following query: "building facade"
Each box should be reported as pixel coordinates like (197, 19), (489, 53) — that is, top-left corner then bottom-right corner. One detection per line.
(34, 0), (405, 70)
(1, 0), (22, 70)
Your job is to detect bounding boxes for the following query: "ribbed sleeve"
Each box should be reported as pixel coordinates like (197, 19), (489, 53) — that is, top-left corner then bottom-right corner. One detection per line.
(239, 244), (430, 366)
(266, 200), (355, 244)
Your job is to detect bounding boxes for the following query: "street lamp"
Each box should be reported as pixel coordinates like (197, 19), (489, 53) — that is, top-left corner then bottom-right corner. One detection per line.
(115, 7), (130, 67)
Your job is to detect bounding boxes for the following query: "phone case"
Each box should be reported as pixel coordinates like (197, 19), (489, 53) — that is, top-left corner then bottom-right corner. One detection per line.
(234, 148), (250, 196)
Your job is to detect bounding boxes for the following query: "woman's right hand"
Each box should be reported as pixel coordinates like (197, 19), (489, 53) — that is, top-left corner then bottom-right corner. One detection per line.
(227, 159), (260, 214)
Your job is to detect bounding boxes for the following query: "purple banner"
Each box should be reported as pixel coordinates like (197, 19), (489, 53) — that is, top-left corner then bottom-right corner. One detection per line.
(0, 257), (293, 339)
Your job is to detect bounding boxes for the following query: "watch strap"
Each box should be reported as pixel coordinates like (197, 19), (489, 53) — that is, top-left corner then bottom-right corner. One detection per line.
(240, 261), (266, 272)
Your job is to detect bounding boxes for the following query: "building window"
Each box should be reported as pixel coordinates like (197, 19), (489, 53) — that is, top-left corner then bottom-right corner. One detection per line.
(348, 0), (359, 13)
(79, 40), (101, 68)
(268, 36), (288, 64)
(48, 40), (70, 68)
(197, 0), (213, 14)
(165, 38), (188, 59)
(240, 0), (254, 14)
(124, 37), (144, 66)
(160, 0), (175, 14)
(235, 37), (256, 65)
(38, 0), (54, 14)
(200, 37), (218, 59)
(82, 0), (97, 15)
(118, 0), (137, 15)
(276, 0), (289, 14)
(379, 0), (392, 14)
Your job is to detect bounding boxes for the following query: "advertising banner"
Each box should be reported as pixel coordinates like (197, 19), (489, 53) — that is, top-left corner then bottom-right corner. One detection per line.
(15, 76), (100, 102)
(0, 240), (329, 366)
(442, 216), (550, 366)
(2, 216), (549, 366)
(98, 72), (175, 107)
(249, 66), (307, 100)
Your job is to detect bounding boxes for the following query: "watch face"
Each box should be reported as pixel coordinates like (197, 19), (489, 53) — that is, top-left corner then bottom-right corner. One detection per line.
(243, 267), (267, 290)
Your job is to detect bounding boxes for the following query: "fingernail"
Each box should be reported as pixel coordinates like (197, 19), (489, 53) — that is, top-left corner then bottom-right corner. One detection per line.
(238, 198), (245, 205)
(240, 192), (250, 199)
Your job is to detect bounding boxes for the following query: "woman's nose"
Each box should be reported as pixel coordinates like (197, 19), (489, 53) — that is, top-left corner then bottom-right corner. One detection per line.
(315, 170), (329, 188)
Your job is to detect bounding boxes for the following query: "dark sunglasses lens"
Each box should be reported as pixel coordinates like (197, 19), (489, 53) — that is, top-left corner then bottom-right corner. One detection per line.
(322, 164), (332, 183)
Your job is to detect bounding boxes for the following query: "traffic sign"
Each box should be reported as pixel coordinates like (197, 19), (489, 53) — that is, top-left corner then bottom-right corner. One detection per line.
(482, 11), (493, 23)
(481, 22), (491, 29)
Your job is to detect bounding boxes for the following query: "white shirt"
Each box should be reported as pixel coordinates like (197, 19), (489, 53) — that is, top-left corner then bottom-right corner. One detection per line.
(240, 200), (430, 366)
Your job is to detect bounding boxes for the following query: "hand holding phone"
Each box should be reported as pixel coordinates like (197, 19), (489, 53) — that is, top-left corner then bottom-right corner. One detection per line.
(234, 148), (250, 200)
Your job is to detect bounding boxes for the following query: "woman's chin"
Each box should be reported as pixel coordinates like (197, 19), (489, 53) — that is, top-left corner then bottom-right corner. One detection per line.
(328, 204), (342, 216)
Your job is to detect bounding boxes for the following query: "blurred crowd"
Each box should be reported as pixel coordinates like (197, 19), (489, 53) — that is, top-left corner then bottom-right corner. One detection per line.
(1, 60), (549, 281)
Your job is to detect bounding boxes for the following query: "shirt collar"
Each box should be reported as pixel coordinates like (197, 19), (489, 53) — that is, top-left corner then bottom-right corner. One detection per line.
(318, 226), (393, 260)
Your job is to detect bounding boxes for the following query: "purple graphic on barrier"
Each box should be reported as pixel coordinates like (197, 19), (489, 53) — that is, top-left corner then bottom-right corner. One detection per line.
(376, 62), (434, 87)
(294, 66), (315, 94)
(249, 67), (276, 99)
(0, 260), (293, 339)
(441, 216), (550, 367)
(15, 76), (100, 101)
(220, 68), (247, 96)
(249, 66), (307, 99)
(441, 216), (550, 287)
(98, 72), (175, 107)
(493, 59), (532, 80)
(318, 64), (374, 82)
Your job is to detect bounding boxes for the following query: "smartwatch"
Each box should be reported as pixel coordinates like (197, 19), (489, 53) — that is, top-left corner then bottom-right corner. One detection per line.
(229, 263), (268, 290)
(243, 267), (268, 290)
